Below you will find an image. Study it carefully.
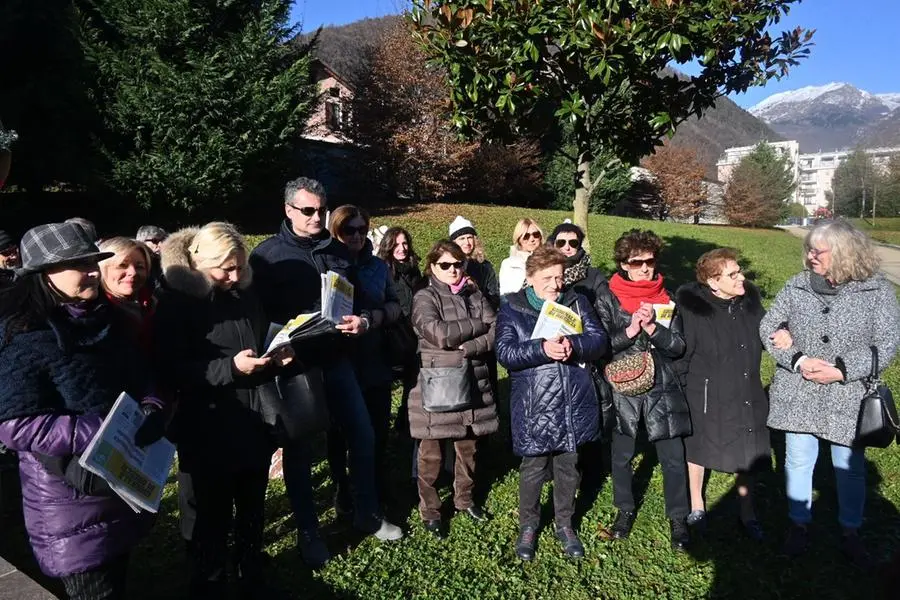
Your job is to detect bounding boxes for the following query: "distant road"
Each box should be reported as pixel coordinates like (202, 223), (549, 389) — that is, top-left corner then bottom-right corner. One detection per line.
(784, 227), (900, 287)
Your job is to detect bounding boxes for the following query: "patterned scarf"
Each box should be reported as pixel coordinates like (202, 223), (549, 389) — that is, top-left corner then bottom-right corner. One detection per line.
(563, 250), (592, 287)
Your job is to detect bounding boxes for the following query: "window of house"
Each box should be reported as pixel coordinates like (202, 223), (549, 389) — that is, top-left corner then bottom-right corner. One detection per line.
(325, 99), (343, 131)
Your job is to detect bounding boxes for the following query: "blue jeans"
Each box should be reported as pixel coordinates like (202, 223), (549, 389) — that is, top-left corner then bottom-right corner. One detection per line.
(785, 432), (866, 529)
(283, 359), (379, 531)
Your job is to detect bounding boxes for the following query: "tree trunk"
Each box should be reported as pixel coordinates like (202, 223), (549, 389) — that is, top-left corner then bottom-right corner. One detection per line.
(573, 121), (593, 251)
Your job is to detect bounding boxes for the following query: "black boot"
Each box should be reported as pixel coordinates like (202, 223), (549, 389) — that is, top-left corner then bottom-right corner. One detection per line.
(670, 518), (690, 551)
(515, 525), (538, 561)
(611, 510), (637, 540)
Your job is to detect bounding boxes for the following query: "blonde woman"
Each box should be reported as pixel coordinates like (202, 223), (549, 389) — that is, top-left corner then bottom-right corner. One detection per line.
(98, 237), (154, 352)
(155, 223), (293, 598)
(760, 218), (900, 567)
(499, 218), (543, 296)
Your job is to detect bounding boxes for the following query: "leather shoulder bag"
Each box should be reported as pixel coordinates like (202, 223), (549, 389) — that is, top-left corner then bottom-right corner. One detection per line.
(854, 346), (899, 449)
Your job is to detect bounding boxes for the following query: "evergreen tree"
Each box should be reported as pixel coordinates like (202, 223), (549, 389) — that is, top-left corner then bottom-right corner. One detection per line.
(831, 149), (892, 218)
(724, 143), (796, 227)
(77, 0), (315, 213)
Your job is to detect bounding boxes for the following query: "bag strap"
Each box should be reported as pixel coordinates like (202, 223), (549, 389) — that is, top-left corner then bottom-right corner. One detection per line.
(869, 346), (880, 382)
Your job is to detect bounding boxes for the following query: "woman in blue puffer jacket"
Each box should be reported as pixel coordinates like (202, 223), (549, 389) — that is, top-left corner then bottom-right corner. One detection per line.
(496, 246), (607, 562)
(0, 222), (165, 600)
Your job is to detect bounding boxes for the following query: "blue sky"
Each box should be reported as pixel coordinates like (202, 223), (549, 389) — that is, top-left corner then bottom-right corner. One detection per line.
(290, 0), (900, 109)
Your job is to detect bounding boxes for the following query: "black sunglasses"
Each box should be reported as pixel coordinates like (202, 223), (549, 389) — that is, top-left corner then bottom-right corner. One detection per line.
(554, 238), (581, 249)
(625, 257), (656, 268)
(436, 261), (464, 271)
(521, 231), (542, 242)
(341, 225), (368, 236)
(288, 204), (327, 217)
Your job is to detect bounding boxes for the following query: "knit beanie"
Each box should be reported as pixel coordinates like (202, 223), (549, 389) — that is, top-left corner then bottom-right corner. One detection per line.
(449, 216), (477, 240)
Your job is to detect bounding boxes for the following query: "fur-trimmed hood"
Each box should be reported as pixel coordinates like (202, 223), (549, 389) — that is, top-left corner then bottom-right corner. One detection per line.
(676, 280), (762, 318)
(159, 227), (251, 298)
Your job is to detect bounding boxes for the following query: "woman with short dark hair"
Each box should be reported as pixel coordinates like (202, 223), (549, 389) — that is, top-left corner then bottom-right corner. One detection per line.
(596, 229), (691, 551)
(496, 245), (607, 561)
(675, 248), (770, 539)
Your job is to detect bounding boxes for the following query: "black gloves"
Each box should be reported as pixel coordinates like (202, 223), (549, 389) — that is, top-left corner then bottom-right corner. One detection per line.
(134, 404), (168, 448)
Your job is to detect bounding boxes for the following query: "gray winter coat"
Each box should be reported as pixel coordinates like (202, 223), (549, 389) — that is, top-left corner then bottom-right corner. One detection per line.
(760, 271), (900, 447)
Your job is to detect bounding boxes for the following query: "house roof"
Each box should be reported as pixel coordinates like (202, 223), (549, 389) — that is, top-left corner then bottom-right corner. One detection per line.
(311, 58), (356, 93)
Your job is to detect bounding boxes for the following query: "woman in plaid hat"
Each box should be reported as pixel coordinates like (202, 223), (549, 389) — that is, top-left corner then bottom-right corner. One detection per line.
(0, 222), (167, 599)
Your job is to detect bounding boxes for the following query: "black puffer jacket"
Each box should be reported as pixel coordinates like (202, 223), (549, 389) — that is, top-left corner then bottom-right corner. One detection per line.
(155, 229), (275, 474)
(408, 276), (498, 440)
(594, 282), (690, 442)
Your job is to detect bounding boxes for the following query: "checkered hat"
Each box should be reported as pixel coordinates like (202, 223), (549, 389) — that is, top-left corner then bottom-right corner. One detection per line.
(18, 222), (113, 274)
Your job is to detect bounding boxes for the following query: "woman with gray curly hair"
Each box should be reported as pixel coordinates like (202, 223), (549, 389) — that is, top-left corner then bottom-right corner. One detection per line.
(760, 218), (900, 567)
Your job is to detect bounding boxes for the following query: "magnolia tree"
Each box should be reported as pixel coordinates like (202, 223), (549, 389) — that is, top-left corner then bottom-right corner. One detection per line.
(410, 0), (813, 237)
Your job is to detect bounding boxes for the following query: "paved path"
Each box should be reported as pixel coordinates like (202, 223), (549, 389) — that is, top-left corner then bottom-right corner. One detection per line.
(784, 227), (900, 286)
(0, 556), (57, 600)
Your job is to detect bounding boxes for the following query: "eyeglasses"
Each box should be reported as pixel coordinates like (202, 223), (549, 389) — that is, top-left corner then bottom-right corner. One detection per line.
(143, 238), (162, 245)
(807, 247), (830, 259)
(554, 238), (581, 250)
(720, 268), (743, 280)
(521, 231), (542, 242)
(436, 261), (464, 271)
(0, 246), (18, 257)
(288, 204), (327, 217)
(341, 225), (368, 237)
(625, 257), (656, 268)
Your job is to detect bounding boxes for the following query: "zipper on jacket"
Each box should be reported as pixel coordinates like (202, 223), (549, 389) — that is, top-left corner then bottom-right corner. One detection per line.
(703, 378), (709, 414)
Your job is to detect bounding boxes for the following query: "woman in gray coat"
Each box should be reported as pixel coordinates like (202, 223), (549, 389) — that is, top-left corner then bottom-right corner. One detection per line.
(760, 219), (899, 567)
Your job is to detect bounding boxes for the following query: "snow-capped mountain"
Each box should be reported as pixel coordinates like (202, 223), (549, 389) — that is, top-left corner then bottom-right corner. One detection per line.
(749, 83), (899, 152)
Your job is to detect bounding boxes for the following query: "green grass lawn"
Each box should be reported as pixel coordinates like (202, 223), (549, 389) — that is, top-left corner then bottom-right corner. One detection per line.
(851, 218), (900, 246)
(5, 204), (898, 599)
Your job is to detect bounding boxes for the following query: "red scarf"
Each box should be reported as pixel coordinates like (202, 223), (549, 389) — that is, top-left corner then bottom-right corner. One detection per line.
(608, 272), (670, 314)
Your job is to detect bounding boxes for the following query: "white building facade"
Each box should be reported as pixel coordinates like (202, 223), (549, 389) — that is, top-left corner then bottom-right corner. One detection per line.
(716, 141), (900, 215)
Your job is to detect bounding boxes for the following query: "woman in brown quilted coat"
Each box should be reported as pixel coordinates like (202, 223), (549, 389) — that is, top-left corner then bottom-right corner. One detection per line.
(408, 240), (499, 539)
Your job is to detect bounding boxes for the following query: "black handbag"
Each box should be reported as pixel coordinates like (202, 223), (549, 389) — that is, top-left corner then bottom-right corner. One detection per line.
(419, 356), (474, 413)
(257, 364), (330, 443)
(854, 346), (899, 449)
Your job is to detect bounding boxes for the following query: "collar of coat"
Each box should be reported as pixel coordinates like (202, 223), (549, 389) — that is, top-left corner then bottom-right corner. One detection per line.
(159, 228), (252, 298)
(786, 270), (886, 297)
(506, 287), (580, 315)
(676, 280), (762, 318)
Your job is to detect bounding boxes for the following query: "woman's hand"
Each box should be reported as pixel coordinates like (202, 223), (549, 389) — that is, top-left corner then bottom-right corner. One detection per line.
(232, 349), (271, 376)
(800, 358), (844, 384)
(542, 337), (568, 361)
(269, 345), (294, 368)
(336, 315), (369, 336)
(770, 329), (793, 350)
(638, 302), (657, 336)
(625, 309), (650, 339)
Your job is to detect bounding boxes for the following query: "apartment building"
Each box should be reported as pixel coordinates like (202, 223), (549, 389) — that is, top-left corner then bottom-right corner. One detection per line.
(716, 141), (900, 215)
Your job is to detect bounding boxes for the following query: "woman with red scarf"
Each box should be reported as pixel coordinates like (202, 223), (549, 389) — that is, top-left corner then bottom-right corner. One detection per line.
(594, 229), (691, 551)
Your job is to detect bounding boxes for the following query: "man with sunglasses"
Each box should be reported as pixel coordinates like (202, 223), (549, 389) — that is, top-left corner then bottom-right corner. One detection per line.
(250, 177), (403, 568)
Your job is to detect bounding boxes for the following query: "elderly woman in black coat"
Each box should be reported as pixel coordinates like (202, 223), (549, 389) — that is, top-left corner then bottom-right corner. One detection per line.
(674, 248), (771, 540)
(496, 246), (608, 561)
(595, 229), (691, 551)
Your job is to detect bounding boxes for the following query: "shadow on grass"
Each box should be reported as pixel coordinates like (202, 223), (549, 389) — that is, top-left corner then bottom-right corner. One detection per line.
(687, 430), (900, 600)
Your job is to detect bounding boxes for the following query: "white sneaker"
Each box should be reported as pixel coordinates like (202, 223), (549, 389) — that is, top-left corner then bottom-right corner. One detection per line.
(372, 518), (404, 541)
